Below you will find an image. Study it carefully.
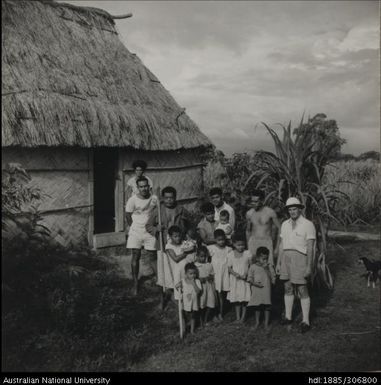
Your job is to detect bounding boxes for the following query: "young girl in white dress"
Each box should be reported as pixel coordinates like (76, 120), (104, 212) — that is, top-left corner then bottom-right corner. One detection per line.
(176, 262), (202, 335)
(227, 234), (252, 323)
(160, 226), (195, 308)
(195, 246), (217, 326)
(247, 246), (276, 331)
(207, 229), (232, 320)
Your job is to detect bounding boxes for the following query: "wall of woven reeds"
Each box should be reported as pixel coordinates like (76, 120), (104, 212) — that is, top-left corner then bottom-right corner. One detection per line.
(121, 149), (205, 203)
(3, 147), (205, 248)
(2, 147), (91, 246)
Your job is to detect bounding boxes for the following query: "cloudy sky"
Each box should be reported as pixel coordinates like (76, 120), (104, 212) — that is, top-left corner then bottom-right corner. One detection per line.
(67, 1), (379, 155)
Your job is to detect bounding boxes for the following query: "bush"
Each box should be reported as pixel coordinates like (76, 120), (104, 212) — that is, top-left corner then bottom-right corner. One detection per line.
(324, 160), (381, 225)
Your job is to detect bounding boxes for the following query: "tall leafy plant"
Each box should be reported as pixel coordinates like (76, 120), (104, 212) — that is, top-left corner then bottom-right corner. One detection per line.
(242, 116), (348, 290)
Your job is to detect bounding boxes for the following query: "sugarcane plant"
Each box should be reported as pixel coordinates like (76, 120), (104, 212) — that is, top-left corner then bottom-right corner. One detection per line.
(243, 115), (348, 290)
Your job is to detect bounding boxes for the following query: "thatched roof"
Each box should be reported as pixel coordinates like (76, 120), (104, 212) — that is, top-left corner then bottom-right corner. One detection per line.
(2, 0), (212, 150)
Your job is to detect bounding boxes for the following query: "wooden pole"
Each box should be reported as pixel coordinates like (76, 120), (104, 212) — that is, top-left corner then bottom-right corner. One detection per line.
(156, 187), (166, 293)
(110, 13), (133, 19)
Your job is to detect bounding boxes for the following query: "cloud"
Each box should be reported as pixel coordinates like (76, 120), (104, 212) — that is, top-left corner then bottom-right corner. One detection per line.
(60, 0), (379, 155)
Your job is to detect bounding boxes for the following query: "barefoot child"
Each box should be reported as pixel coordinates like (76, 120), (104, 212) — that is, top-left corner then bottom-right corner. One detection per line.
(216, 210), (234, 243)
(160, 226), (194, 309)
(176, 262), (202, 335)
(247, 247), (276, 330)
(207, 230), (232, 320)
(227, 234), (252, 323)
(195, 246), (217, 326)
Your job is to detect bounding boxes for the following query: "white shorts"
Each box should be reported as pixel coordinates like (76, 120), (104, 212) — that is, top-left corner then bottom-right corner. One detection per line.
(126, 227), (156, 251)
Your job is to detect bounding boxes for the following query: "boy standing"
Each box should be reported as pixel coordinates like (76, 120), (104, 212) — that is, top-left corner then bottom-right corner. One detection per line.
(197, 202), (218, 245)
(125, 176), (158, 296)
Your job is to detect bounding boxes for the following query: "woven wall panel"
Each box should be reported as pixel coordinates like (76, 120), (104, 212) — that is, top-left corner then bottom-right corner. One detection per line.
(40, 210), (89, 247)
(121, 149), (201, 169)
(27, 171), (89, 211)
(2, 148), (89, 170)
(124, 166), (202, 201)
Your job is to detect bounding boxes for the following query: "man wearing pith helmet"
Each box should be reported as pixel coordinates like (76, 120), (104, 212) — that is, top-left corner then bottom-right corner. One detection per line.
(276, 197), (316, 333)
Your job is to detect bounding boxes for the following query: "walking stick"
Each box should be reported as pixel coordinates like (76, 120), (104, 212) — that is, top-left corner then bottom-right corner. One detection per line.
(156, 187), (166, 293)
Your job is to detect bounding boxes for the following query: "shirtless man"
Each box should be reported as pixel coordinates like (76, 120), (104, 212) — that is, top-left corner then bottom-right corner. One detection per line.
(245, 189), (281, 267)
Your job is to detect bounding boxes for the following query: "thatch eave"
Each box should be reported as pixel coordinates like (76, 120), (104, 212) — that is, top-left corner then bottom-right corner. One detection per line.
(2, 0), (213, 151)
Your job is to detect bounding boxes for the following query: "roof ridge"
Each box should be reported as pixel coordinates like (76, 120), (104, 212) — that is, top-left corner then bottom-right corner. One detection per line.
(41, 0), (117, 24)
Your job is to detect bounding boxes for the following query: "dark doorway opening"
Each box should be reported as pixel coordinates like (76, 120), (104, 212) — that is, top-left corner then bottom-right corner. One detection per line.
(93, 148), (118, 234)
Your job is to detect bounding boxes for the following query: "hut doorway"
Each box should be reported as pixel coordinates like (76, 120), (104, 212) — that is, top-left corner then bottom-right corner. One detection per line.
(93, 148), (118, 234)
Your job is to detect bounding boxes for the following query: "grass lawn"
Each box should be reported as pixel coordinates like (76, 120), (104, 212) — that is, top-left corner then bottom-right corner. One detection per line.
(3, 241), (380, 372)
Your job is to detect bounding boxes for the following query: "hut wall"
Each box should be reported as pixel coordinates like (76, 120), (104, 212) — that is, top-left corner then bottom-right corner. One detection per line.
(2, 147), (91, 246)
(2, 147), (206, 249)
(121, 148), (205, 204)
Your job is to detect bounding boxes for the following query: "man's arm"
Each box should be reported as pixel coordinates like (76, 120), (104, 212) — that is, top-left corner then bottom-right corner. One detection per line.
(270, 209), (281, 259)
(125, 196), (135, 232)
(145, 208), (159, 237)
(230, 207), (236, 230)
(275, 239), (284, 275)
(125, 212), (133, 227)
(305, 239), (315, 278)
(245, 213), (252, 244)
(182, 207), (193, 231)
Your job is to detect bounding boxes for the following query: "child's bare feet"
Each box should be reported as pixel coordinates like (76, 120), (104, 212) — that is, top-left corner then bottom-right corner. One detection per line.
(253, 323), (260, 330)
(218, 314), (224, 321)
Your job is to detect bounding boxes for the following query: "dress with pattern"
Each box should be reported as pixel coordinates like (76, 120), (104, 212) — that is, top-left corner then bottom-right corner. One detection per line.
(195, 262), (217, 309)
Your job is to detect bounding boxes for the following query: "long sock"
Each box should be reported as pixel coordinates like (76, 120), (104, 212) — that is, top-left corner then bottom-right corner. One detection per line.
(284, 294), (294, 320)
(301, 297), (310, 325)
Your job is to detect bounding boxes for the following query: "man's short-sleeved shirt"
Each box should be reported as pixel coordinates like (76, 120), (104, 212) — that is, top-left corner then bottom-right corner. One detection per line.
(125, 194), (158, 230)
(127, 175), (153, 196)
(197, 218), (218, 244)
(280, 216), (316, 255)
(214, 202), (235, 229)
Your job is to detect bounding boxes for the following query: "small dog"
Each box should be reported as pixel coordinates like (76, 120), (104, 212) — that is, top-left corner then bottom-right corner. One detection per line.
(358, 257), (381, 288)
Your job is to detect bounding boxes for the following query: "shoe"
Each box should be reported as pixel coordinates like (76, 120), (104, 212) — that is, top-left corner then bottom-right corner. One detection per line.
(280, 318), (292, 325)
(300, 322), (311, 333)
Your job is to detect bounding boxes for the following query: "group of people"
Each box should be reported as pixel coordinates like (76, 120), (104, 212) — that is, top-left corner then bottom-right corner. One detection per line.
(125, 160), (316, 335)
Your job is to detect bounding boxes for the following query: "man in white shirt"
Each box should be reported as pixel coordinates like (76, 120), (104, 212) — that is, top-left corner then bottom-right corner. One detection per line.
(276, 197), (316, 333)
(126, 160), (153, 196)
(209, 187), (235, 230)
(126, 176), (158, 296)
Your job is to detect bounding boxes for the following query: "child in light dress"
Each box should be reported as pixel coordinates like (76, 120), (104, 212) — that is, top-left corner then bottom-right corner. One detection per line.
(215, 210), (233, 243)
(207, 229), (232, 321)
(247, 247), (276, 331)
(227, 234), (252, 323)
(162, 225), (195, 308)
(195, 246), (217, 326)
(176, 262), (202, 335)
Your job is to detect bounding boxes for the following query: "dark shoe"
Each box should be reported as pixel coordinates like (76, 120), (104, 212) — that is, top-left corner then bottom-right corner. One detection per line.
(300, 322), (311, 333)
(280, 318), (292, 326)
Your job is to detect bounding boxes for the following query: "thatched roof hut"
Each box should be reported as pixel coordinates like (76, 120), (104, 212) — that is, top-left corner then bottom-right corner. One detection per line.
(2, 0), (212, 248)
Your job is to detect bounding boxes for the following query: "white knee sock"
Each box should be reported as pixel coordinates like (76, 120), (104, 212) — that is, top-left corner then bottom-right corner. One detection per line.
(301, 297), (310, 325)
(284, 295), (294, 320)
